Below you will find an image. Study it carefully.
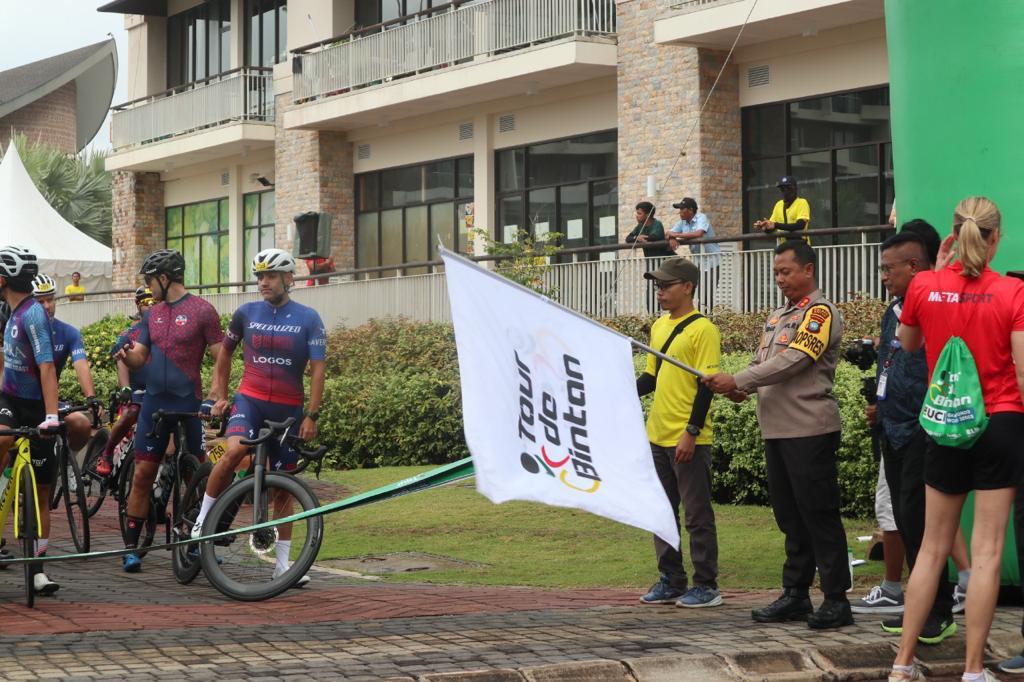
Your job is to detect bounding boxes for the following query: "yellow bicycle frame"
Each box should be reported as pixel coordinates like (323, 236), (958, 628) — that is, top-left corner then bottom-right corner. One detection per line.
(0, 437), (42, 541)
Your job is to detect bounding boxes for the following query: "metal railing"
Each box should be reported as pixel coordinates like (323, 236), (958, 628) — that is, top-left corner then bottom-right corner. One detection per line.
(669, 0), (746, 13)
(292, 0), (617, 103)
(111, 68), (274, 150)
(56, 227), (892, 330)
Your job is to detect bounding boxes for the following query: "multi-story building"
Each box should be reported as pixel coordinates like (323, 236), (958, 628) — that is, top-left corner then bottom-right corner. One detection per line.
(99, 0), (889, 291)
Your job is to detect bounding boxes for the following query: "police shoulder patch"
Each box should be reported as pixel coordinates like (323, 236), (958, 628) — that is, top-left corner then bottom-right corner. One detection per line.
(788, 304), (832, 361)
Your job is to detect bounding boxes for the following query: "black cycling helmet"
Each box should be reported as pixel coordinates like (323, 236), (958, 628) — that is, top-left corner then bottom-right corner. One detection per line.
(139, 249), (185, 282)
(135, 286), (154, 305)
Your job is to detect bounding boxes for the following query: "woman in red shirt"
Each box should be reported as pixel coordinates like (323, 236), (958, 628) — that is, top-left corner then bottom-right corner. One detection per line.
(890, 196), (1024, 682)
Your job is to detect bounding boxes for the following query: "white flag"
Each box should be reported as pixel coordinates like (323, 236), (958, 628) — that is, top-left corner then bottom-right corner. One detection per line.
(442, 250), (680, 547)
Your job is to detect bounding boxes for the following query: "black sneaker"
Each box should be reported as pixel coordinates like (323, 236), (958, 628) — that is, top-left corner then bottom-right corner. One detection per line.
(881, 614), (903, 634)
(808, 598), (854, 629)
(751, 590), (813, 623)
(918, 613), (956, 645)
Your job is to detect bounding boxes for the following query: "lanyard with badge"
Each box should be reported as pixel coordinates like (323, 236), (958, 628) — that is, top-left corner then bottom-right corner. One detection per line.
(876, 301), (902, 401)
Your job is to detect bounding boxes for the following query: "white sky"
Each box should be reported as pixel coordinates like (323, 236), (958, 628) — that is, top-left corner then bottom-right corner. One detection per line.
(0, 1), (129, 152)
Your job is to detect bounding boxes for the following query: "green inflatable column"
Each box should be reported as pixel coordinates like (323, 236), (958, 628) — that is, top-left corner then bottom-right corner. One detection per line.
(885, 0), (1024, 274)
(886, 0), (1023, 586)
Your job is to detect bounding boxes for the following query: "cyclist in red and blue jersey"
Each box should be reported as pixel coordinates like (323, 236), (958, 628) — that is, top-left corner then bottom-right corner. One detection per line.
(0, 246), (62, 595)
(95, 287), (154, 477)
(196, 248), (326, 587)
(114, 250), (223, 573)
(31, 275), (101, 455)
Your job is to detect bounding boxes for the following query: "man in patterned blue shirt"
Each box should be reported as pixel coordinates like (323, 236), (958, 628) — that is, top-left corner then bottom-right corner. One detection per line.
(31, 275), (101, 454)
(0, 246), (62, 595)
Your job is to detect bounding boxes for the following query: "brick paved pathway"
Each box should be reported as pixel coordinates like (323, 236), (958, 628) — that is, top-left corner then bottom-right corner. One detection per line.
(0, 479), (1020, 680)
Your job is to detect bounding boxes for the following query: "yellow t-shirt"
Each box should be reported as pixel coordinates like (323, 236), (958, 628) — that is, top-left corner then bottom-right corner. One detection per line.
(643, 311), (721, 446)
(769, 197), (811, 243)
(64, 284), (85, 300)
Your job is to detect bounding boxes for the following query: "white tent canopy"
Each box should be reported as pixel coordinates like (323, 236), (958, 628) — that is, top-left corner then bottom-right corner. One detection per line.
(0, 142), (112, 294)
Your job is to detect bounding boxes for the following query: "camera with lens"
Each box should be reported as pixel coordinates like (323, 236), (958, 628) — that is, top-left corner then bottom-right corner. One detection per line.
(844, 338), (879, 405)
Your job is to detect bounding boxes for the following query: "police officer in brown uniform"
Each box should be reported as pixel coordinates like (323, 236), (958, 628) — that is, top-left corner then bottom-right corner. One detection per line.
(703, 239), (852, 630)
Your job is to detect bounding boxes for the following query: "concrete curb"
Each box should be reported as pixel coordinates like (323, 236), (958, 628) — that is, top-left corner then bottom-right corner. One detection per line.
(403, 634), (1018, 681)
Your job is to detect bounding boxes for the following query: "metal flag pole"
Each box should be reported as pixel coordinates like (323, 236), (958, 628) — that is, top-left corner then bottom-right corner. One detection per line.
(438, 245), (704, 379)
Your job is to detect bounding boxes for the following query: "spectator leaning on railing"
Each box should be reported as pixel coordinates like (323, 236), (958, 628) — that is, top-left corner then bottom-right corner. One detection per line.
(754, 176), (812, 245)
(668, 197), (721, 311)
(625, 201), (675, 258)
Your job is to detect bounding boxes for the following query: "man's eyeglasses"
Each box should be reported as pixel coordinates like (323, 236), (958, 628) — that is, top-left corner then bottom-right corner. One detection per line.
(877, 259), (914, 275)
(652, 280), (683, 291)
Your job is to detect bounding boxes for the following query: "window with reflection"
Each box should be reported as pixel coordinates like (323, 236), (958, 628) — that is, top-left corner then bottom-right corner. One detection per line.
(355, 0), (448, 27)
(495, 130), (618, 259)
(246, 0), (288, 67)
(166, 198), (229, 289)
(742, 86), (892, 245)
(167, 0), (231, 88)
(355, 156), (473, 277)
(244, 190), (276, 272)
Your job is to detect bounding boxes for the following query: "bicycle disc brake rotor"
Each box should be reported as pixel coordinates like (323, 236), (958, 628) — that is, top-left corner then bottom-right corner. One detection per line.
(247, 526), (279, 556)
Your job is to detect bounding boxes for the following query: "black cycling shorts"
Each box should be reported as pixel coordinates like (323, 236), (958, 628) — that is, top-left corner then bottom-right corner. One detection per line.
(925, 412), (1024, 494)
(0, 394), (57, 486)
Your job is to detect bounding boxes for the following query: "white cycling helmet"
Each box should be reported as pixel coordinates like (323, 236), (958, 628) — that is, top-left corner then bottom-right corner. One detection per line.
(0, 245), (39, 280)
(252, 248), (297, 276)
(31, 274), (57, 297)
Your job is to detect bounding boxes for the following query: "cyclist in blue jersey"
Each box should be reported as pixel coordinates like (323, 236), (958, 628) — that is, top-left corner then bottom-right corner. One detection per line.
(0, 246), (62, 595)
(113, 250), (223, 572)
(95, 287), (154, 477)
(195, 248), (326, 587)
(31, 275), (102, 453)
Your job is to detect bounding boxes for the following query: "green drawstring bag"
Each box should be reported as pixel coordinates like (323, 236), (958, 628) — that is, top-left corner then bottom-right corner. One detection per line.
(919, 336), (988, 448)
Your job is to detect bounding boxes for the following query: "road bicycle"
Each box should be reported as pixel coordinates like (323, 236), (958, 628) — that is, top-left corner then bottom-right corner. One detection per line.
(191, 417), (326, 601)
(80, 390), (134, 518)
(47, 403), (98, 553)
(0, 425), (56, 608)
(117, 410), (206, 561)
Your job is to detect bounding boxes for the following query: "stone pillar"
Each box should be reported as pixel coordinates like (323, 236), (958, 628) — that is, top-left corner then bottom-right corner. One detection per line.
(273, 94), (354, 277)
(615, 0), (742, 238)
(111, 171), (164, 291)
(472, 111), (494, 256)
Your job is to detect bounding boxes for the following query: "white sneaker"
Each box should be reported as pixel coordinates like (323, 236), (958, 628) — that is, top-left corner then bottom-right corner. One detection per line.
(889, 666), (926, 681)
(273, 566), (311, 588)
(952, 584), (967, 614)
(190, 518), (204, 540)
(851, 584), (904, 614)
(33, 572), (59, 595)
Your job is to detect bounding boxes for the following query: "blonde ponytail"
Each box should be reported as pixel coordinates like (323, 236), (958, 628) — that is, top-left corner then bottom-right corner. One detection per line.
(952, 196), (1001, 278)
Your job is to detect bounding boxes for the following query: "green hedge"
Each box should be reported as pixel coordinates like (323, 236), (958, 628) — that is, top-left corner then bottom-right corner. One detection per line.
(68, 309), (881, 516)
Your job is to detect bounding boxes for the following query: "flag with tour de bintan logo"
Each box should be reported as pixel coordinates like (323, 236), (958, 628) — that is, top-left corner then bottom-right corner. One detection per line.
(441, 248), (680, 547)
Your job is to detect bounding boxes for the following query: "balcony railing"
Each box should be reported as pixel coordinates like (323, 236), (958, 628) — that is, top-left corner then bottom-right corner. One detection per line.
(110, 67), (274, 150)
(292, 0), (617, 104)
(669, 0), (745, 13)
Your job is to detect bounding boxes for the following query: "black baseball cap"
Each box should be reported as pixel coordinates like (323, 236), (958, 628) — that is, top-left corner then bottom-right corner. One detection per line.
(672, 197), (698, 211)
(644, 257), (700, 285)
(777, 175), (797, 188)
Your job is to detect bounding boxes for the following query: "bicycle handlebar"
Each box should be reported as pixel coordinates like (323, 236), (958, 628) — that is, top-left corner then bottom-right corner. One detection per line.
(0, 426), (53, 439)
(59, 402), (101, 429)
(239, 417), (296, 447)
(145, 410), (210, 439)
(284, 435), (328, 460)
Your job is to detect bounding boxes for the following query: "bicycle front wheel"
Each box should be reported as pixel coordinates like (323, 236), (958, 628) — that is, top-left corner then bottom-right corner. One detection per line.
(200, 473), (323, 602)
(61, 448), (90, 553)
(172, 457), (209, 585)
(18, 465), (37, 609)
(81, 429), (110, 517)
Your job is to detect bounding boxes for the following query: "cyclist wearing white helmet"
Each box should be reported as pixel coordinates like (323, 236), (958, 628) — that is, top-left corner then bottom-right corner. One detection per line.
(31, 274), (101, 456)
(196, 248), (326, 587)
(0, 247), (62, 594)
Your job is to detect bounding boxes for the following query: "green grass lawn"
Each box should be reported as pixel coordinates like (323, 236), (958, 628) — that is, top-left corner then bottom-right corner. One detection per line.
(315, 466), (886, 591)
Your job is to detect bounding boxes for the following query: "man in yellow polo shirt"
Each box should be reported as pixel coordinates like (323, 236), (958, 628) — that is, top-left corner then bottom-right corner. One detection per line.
(64, 271), (86, 302)
(755, 176), (811, 244)
(636, 257), (723, 609)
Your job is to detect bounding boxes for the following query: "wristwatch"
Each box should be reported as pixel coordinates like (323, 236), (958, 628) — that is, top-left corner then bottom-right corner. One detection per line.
(306, 410), (320, 422)
(685, 424), (701, 437)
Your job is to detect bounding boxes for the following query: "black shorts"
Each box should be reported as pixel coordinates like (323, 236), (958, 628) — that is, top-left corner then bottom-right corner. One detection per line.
(0, 394), (56, 486)
(925, 412), (1024, 494)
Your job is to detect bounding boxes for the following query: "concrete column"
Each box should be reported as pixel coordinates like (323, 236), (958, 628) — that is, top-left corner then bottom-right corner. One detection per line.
(228, 163), (245, 285)
(471, 112), (494, 256)
(231, 0), (245, 69)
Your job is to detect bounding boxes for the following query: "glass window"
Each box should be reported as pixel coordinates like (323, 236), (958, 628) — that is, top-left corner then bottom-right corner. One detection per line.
(404, 206), (429, 275)
(243, 190), (276, 280)
(497, 148), (524, 192)
(246, 0), (288, 68)
(167, 197), (228, 288)
(591, 179), (617, 249)
(167, 0), (231, 88)
(356, 213), (380, 278)
(277, 3), (288, 63)
(499, 194), (523, 244)
(790, 150), (832, 228)
(836, 144), (880, 229)
(558, 183), (588, 250)
(742, 104), (785, 159)
(527, 131), (616, 188)
(356, 156), (473, 275)
(457, 157), (474, 198)
(528, 188), (556, 243)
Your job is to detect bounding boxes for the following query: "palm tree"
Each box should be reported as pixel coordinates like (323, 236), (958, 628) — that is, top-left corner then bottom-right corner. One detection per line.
(1, 134), (112, 246)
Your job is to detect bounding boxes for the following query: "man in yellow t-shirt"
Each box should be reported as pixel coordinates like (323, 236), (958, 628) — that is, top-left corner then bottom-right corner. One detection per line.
(64, 271), (86, 302)
(754, 176), (811, 244)
(636, 257), (723, 609)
